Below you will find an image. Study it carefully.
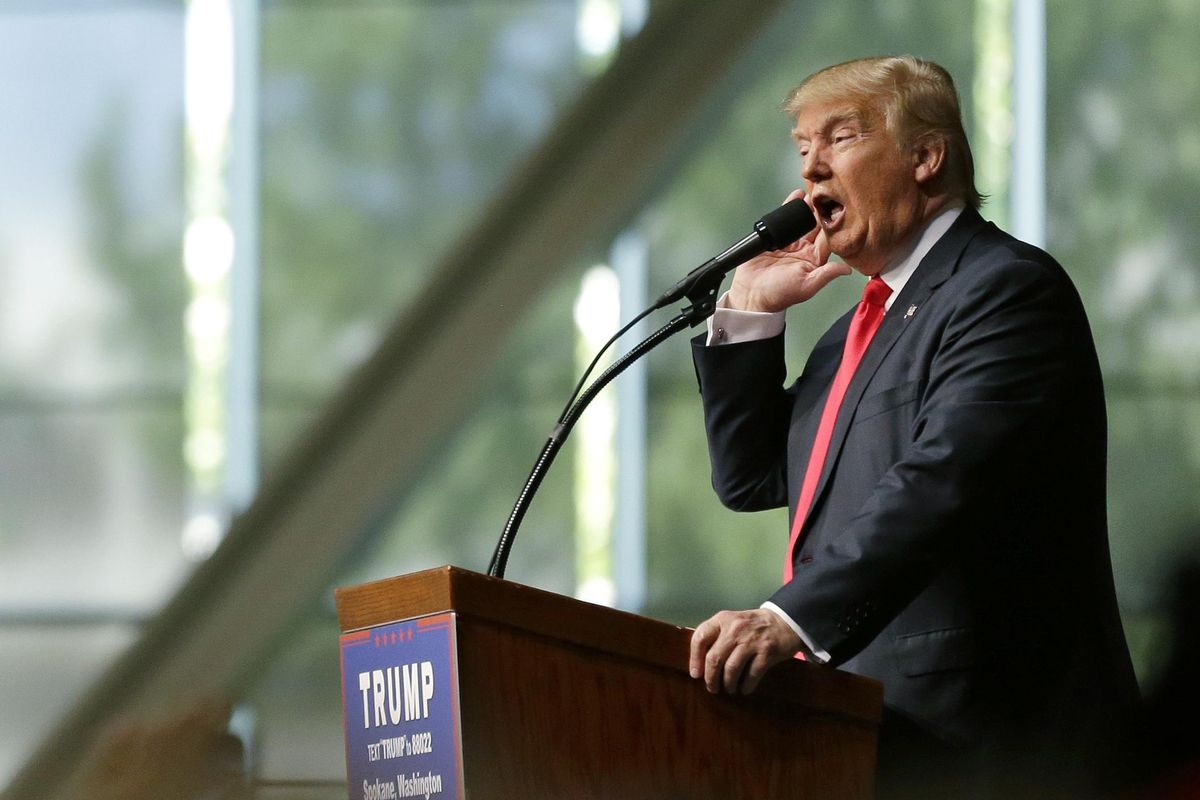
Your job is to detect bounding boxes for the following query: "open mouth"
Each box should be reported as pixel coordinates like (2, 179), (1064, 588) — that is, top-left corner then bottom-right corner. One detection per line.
(813, 196), (845, 229)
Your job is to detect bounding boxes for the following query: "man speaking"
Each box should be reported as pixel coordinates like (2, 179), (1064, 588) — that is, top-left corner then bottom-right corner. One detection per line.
(686, 56), (1139, 796)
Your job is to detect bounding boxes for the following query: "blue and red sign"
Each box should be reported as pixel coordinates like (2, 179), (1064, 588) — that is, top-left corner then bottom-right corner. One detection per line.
(339, 613), (463, 800)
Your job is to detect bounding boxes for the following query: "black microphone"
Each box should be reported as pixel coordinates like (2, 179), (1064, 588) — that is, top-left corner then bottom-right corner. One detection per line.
(653, 197), (817, 309)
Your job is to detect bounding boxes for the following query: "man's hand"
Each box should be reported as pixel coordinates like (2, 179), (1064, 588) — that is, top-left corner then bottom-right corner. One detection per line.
(688, 608), (804, 695)
(726, 189), (851, 312)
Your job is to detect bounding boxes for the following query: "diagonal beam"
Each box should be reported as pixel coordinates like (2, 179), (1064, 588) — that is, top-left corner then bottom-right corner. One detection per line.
(3, 1), (791, 797)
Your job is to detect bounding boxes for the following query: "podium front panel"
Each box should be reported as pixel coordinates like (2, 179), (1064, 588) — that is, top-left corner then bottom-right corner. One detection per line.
(339, 612), (465, 800)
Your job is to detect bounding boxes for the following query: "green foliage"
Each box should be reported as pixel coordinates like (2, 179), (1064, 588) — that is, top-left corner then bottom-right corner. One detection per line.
(82, 99), (187, 380)
(80, 98), (188, 481)
(1043, 0), (1200, 632)
(258, 3), (582, 403)
(258, 3), (591, 592)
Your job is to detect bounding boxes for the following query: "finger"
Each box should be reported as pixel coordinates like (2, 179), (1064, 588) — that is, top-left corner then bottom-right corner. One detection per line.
(813, 227), (832, 264)
(808, 261), (851, 292)
(704, 636), (734, 694)
(723, 645), (750, 696)
(783, 187), (807, 204)
(740, 650), (775, 695)
(689, 620), (718, 679)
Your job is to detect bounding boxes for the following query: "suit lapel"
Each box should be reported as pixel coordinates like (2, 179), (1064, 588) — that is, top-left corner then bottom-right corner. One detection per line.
(800, 209), (990, 535)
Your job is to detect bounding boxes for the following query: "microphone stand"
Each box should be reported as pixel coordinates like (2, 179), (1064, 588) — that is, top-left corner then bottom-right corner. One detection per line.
(487, 270), (726, 580)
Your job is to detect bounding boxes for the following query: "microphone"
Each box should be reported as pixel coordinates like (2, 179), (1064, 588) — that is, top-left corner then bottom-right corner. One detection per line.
(653, 197), (817, 309)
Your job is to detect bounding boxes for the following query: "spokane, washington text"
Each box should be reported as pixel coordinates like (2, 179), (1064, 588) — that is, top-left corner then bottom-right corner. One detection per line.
(362, 772), (444, 800)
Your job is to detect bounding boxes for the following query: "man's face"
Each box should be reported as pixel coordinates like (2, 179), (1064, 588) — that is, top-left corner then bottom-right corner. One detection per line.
(792, 101), (927, 275)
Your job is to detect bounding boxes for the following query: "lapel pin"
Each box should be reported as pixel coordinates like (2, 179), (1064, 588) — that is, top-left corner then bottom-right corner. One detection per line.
(904, 304), (918, 320)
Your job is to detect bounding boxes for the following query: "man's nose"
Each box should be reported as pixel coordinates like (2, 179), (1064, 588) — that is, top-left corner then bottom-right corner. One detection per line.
(801, 147), (830, 181)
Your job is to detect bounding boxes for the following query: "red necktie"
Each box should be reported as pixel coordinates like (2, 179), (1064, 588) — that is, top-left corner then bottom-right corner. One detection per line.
(784, 275), (893, 582)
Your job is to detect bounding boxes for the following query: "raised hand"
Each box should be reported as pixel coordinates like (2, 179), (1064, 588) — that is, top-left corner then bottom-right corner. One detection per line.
(726, 191), (850, 313)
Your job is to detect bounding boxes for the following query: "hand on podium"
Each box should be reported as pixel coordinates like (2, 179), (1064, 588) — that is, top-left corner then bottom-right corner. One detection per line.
(688, 608), (806, 695)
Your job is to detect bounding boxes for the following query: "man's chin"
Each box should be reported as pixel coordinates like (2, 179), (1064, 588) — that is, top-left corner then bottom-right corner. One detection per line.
(838, 251), (886, 277)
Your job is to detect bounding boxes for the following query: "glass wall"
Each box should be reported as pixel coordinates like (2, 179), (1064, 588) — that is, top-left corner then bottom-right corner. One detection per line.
(0, 2), (187, 782)
(258, 1), (585, 470)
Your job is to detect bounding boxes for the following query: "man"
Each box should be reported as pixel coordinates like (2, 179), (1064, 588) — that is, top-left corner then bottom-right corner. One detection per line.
(687, 56), (1139, 796)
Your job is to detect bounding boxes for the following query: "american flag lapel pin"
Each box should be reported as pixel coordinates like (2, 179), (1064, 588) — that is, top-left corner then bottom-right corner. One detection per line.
(904, 304), (918, 320)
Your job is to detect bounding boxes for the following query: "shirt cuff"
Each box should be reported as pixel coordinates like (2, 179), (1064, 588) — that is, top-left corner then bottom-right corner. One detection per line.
(761, 601), (831, 663)
(705, 292), (786, 346)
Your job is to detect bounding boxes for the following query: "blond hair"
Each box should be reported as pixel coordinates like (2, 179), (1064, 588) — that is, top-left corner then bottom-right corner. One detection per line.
(784, 56), (983, 209)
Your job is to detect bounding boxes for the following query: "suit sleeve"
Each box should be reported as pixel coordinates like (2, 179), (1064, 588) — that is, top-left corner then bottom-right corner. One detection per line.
(769, 256), (1095, 663)
(690, 332), (793, 513)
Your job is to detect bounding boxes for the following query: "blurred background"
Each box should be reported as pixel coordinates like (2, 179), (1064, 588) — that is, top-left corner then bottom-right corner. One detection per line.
(1, 0), (1197, 796)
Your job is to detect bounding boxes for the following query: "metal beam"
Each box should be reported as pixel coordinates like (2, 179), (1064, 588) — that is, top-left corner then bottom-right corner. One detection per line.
(3, 1), (791, 796)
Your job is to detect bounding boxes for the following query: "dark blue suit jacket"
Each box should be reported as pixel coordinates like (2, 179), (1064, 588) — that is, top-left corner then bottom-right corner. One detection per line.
(692, 208), (1139, 786)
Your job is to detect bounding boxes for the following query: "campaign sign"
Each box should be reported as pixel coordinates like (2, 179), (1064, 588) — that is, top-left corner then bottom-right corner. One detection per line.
(340, 613), (463, 800)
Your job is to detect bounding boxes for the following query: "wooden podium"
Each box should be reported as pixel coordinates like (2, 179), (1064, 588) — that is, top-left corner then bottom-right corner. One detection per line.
(335, 566), (882, 799)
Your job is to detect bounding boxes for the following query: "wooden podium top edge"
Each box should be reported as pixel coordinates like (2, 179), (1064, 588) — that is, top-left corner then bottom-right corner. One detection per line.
(334, 564), (689, 645)
(334, 565), (881, 725)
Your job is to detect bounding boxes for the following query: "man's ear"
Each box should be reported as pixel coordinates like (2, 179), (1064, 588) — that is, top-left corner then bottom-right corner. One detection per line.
(912, 135), (947, 185)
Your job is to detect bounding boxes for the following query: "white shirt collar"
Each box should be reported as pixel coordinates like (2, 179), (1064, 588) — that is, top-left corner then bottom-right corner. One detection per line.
(878, 205), (964, 311)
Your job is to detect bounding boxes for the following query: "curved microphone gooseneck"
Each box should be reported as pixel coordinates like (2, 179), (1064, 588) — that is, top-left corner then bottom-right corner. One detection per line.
(487, 198), (816, 580)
